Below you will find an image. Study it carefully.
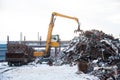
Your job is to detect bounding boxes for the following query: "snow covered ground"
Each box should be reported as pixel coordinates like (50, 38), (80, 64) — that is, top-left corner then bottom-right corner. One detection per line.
(0, 62), (99, 80)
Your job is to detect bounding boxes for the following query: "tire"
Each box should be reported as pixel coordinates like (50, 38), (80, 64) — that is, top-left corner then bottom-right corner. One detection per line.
(18, 62), (22, 66)
(8, 62), (12, 66)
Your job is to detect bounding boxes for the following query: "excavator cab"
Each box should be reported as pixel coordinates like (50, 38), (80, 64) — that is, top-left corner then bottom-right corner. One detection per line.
(33, 35), (60, 57)
(51, 35), (60, 47)
(51, 35), (59, 42)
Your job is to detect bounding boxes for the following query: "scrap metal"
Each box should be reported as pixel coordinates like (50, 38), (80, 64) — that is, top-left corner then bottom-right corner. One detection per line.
(59, 29), (120, 79)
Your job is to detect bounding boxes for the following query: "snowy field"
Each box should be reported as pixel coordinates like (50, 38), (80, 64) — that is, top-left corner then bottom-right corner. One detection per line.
(0, 62), (99, 80)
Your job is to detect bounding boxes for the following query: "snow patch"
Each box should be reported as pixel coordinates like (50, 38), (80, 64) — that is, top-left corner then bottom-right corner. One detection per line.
(0, 62), (99, 80)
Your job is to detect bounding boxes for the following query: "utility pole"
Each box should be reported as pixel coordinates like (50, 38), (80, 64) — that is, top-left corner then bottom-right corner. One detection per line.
(38, 32), (39, 41)
(40, 36), (42, 45)
(24, 36), (26, 41)
(20, 32), (22, 44)
(7, 35), (9, 45)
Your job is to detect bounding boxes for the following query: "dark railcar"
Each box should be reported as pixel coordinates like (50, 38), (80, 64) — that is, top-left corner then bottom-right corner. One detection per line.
(6, 43), (35, 66)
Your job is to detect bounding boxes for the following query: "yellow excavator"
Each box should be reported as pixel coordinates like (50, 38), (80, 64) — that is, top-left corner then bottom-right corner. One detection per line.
(33, 12), (81, 57)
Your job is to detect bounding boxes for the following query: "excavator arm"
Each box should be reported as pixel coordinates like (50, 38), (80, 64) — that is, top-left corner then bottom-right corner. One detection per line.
(45, 12), (81, 55)
(34, 12), (81, 57)
(52, 12), (81, 32)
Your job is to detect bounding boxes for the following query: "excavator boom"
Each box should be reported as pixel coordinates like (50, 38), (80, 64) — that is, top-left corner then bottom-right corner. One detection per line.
(52, 12), (79, 23)
(52, 12), (81, 31)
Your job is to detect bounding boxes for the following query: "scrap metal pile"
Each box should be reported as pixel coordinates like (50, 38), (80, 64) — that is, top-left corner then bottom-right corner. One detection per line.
(60, 29), (120, 79)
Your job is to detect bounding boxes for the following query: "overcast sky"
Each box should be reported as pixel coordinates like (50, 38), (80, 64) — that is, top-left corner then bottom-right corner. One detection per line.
(0, 0), (120, 42)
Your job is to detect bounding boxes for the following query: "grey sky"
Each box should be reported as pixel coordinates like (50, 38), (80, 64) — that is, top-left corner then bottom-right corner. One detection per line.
(0, 0), (120, 41)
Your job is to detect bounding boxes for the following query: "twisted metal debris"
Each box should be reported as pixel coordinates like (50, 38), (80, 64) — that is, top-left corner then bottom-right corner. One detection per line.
(60, 29), (120, 79)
